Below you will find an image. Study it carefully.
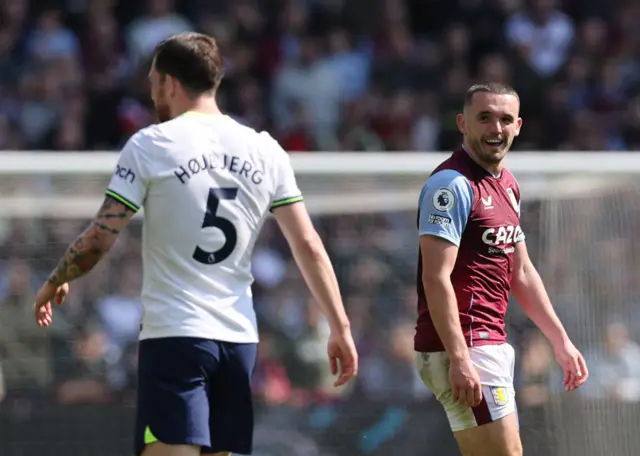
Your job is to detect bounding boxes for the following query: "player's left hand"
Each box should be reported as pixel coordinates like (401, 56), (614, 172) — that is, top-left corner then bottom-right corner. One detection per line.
(553, 339), (589, 392)
(34, 281), (69, 327)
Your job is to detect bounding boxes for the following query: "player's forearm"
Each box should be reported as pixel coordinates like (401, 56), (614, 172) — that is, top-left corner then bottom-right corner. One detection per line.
(291, 234), (350, 332)
(47, 225), (110, 286)
(48, 196), (129, 286)
(423, 275), (469, 360)
(512, 263), (569, 347)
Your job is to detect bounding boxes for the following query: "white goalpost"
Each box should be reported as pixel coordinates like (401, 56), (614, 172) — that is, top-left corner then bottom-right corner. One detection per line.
(2, 150), (640, 456)
(0, 151), (636, 217)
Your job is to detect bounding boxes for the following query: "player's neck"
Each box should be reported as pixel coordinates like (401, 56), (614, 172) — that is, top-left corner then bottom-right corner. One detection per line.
(175, 96), (223, 118)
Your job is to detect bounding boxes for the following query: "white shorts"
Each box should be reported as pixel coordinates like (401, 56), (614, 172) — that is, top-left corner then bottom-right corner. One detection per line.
(416, 343), (517, 432)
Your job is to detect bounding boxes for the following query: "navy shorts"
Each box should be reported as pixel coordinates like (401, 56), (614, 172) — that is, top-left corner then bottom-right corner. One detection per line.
(134, 337), (258, 455)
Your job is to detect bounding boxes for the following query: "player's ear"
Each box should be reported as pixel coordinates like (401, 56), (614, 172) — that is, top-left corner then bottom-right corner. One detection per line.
(515, 117), (523, 136)
(165, 75), (177, 98)
(456, 113), (466, 135)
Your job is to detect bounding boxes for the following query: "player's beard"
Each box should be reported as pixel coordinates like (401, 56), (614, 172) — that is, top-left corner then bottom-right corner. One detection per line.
(153, 87), (173, 123)
(154, 100), (172, 123)
(469, 135), (511, 165)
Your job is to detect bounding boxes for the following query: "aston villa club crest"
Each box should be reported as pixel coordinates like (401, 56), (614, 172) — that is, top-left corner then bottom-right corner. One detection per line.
(491, 386), (509, 406)
(506, 188), (520, 214)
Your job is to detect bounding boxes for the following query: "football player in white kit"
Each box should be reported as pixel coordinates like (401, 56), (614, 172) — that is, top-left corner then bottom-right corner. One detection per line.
(33, 32), (358, 456)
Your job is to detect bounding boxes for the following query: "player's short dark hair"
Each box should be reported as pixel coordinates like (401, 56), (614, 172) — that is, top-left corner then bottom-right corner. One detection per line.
(464, 82), (520, 107)
(152, 32), (225, 96)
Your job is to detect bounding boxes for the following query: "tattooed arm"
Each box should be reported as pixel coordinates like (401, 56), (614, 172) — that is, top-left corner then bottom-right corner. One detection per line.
(47, 195), (136, 286)
(36, 130), (149, 327)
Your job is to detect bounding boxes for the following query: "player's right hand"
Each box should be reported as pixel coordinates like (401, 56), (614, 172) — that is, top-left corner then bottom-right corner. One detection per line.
(327, 329), (359, 387)
(34, 281), (69, 327)
(449, 357), (482, 408)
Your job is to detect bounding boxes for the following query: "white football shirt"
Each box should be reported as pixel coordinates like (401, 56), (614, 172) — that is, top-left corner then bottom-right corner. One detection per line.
(106, 112), (302, 343)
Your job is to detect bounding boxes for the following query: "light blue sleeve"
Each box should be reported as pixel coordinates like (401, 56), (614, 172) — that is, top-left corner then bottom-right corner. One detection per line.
(418, 169), (474, 246)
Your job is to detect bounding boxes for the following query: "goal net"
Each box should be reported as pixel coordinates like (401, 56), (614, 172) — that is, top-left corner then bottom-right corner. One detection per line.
(0, 151), (639, 456)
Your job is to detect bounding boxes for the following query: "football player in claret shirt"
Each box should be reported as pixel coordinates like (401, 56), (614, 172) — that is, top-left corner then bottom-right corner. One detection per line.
(415, 82), (588, 456)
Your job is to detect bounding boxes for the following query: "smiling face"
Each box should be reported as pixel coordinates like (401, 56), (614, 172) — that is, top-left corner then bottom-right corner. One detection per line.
(457, 91), (522, 170)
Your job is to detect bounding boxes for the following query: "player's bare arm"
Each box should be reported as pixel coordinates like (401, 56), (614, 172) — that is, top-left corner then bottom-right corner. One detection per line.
(420, 236), (467, 360)
(512, 241), (588, 391)
(48, 195), (133, 285)
(273, 201), (358, 387)
(34, 195), (135, 327)
(420, 235), (482, 408)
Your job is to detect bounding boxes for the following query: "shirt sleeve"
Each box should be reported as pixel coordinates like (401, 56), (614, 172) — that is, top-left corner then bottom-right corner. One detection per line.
(105, 131), (151, 212)
(418, 169), (474, 246)
(262, 132), (303, 211)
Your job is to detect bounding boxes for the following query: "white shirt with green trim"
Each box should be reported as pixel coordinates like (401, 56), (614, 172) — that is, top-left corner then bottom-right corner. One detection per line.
(106, 112), (302, 343)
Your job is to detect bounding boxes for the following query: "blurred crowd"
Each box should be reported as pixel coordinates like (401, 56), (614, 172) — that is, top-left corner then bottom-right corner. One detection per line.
(2, 0), (640, 454)
(0, 0), (639, 153)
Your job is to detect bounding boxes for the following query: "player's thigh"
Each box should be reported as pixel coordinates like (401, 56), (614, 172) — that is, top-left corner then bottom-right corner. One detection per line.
(434, 381), (522, 456)
(454, 412), (522, 456)
(142, 442), (201, 456)
(135, 338), (219, 456)
(205, 341), (258, 455)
